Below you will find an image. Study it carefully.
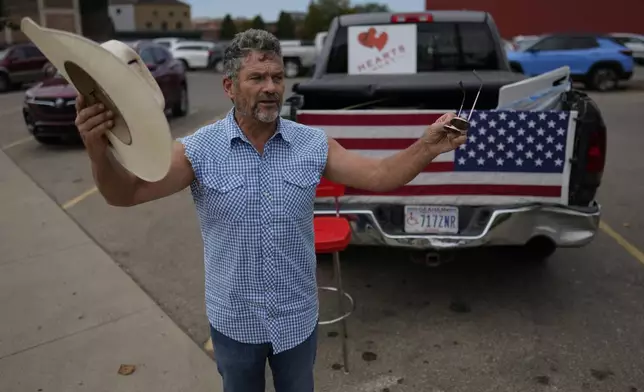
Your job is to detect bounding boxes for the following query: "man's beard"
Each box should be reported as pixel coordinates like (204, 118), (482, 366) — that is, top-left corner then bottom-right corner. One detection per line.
(235, 95), (282, 123)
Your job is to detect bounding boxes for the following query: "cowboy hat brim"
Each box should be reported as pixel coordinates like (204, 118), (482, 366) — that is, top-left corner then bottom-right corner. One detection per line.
(20, 17), (173, 182)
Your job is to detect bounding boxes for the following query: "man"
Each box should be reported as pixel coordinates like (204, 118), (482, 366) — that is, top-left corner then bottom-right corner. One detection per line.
(74, 29), (465, 392)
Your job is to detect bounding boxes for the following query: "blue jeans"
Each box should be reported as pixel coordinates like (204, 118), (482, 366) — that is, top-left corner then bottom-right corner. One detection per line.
(209, 324), (317, 392)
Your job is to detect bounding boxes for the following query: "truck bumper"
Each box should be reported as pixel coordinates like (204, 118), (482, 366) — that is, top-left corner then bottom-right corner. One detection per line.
(314, 202), (601, 250)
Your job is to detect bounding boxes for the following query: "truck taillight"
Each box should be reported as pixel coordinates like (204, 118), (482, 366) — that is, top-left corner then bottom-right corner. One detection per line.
(620, 49), (633, 57)
(391, 13), (433, 23)
(586, 130), (606, 173)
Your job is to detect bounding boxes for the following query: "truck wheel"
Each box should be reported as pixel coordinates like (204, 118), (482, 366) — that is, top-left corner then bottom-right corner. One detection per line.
(0, 73), (10, 93)
(587, 65), (619, 91)
(284, 59), (300, 78)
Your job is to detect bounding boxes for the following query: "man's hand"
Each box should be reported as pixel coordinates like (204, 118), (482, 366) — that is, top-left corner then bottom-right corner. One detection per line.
(422, 112), (467, 155)
(74, 94), (114, 162)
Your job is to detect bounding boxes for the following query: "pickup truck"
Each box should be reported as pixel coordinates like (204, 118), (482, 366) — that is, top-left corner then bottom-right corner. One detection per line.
(282, 11), (606, 264)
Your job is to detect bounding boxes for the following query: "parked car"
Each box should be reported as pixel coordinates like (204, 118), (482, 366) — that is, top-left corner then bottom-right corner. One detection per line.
(152, 37), (185, 48)
(0, 43), (50, 93)
(610, 33), (644, 65)
(169, 40), (215, 70)
(22, 40), (189, 145)
(507, 33), (634, 91)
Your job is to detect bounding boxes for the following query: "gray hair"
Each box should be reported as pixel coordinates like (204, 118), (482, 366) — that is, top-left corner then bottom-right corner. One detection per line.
(223, 29), (282, 81)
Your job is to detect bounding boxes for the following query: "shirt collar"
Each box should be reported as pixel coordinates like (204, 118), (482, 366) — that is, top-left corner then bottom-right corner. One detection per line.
(224, 108), (292, 145)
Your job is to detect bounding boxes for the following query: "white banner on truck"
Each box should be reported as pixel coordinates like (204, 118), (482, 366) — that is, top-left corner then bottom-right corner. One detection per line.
(348, 24), (417, 75)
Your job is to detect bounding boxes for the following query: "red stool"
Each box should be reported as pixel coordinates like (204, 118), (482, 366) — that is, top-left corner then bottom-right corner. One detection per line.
(314, 178), (354, 373)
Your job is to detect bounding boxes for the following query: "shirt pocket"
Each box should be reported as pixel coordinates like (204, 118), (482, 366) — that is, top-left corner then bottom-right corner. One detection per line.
(282, 170), (320, 219)
(201, 174), (247, 222)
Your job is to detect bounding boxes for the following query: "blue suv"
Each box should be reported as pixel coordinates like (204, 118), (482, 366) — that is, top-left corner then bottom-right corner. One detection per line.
(507, 34), (634, 91)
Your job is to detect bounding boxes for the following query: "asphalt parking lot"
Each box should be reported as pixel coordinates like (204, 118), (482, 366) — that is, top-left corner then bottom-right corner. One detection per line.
(2, 70), (644, 391)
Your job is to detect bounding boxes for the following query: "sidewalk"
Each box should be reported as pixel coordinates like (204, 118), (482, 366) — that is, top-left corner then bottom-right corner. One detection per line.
(0, 150), (222, 392)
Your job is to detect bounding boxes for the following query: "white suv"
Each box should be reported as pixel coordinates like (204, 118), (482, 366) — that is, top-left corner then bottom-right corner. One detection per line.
(169, 40), (215, 70)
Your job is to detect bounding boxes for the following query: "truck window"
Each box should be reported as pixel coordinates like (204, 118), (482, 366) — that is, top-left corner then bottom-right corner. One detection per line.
(326, 22), (499, 73)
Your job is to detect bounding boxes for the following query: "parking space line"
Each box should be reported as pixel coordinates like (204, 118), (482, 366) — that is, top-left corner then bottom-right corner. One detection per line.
(60, 111), (227, 211)
(1, 136), (35, 150)
(62, 186), (98, 210)
(600, 221), (644, 266)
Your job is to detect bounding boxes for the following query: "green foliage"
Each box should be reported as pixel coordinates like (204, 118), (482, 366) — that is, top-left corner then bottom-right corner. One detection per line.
(219, 14), (237, 39)
(251, 15), (265, 30)
(275, 11), (296, 39)
(301, 1), (326, 40)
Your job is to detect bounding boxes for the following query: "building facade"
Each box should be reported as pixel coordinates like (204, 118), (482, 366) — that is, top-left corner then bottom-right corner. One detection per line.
(1, 0), (82, 45)
(109, 0), (191, 33)
(425, 0), (644, 38)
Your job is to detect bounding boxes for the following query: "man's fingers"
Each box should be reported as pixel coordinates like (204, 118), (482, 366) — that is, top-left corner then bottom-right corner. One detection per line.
(436, 112), (456, 124)
(80, 109), (113, 133)
(89, 120), (113, 138)
(75, 94), (85, 112)
(78, 104), (106, 123)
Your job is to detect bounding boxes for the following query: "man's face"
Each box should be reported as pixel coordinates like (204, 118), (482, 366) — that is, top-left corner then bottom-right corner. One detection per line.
(223, 51), (285, 123)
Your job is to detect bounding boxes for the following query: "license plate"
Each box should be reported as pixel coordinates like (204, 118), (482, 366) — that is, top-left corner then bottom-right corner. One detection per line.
(404, 205), (459, 234)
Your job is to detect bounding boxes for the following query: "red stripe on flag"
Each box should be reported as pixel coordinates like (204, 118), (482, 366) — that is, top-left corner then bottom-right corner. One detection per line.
(298, 113), (443, 126)
(345, 184), (561, 197)
(421, 162), (454, 172)
(336, 138), (417, 150)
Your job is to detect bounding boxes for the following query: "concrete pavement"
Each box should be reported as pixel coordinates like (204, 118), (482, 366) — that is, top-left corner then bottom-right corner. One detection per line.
(0, 149), (222, 392)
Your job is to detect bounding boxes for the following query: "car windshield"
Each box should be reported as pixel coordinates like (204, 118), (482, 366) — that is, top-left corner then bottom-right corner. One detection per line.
(0, 49), (8, 60)
(326, 21), (500, 73)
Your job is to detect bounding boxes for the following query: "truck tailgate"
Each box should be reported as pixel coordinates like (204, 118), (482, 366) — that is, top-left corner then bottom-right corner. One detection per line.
(298, 109), (578, 206)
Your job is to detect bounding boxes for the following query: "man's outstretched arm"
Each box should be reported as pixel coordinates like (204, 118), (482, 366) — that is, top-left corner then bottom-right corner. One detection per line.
(322, 113), (466, 192)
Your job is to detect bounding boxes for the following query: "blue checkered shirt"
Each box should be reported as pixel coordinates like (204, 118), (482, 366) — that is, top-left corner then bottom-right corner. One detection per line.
(178, 109), (328, 354)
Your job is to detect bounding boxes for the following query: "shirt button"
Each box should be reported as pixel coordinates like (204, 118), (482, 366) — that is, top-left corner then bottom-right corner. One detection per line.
(264, 192), (270, 199)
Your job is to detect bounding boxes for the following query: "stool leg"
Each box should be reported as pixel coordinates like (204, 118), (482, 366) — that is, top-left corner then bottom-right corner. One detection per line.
(332, 251), (350, 373)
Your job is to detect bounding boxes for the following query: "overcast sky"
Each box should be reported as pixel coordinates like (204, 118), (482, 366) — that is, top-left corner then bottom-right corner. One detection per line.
(184, 0), (425, 20)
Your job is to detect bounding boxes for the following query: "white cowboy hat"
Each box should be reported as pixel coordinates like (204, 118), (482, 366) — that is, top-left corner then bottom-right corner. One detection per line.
(20, 17), (173, 182)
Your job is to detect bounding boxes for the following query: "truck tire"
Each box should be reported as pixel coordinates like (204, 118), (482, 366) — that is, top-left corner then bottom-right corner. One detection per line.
(284, 58), (301, 78)
(586, 64), (620, 92)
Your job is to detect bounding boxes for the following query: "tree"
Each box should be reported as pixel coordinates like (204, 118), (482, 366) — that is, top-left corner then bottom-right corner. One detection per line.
(350, 3), (390, 13)
(219, 14), (237, 39)
(301, 1), (327, 40)
(275, 11), (296, 39)
(251, 15), (265, 30)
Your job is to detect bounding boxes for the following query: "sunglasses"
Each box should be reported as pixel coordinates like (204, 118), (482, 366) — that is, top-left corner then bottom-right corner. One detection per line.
(443, 70), (483, 135)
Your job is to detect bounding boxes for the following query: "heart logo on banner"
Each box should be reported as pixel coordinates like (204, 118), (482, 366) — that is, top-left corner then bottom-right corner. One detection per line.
(357, 27), (388, 51)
